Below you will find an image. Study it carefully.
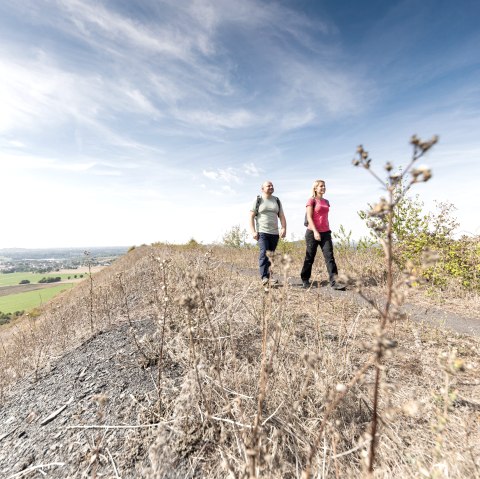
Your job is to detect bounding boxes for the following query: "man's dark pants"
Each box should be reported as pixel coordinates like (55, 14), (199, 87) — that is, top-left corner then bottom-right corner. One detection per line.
(258, 233), (279, 280)
(300, 230), (338, 285)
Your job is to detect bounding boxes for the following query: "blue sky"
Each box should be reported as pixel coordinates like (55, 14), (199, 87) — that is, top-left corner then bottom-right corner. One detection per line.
(1, 0), (479, 248)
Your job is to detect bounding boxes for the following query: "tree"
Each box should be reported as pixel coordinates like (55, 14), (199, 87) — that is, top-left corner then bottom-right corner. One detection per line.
(185, 238), (201, 248)
(222, 225), (248, 248)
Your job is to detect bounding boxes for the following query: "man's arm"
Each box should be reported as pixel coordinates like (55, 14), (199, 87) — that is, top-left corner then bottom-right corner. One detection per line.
(279, 210), (287, 239)
(249, 211), (259, 241)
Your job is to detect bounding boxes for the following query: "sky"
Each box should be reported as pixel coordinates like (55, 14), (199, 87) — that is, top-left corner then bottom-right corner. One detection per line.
(1, 0), (479, 248)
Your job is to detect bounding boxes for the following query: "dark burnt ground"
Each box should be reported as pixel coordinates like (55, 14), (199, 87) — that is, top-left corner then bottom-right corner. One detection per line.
(0, 319), (171, 478)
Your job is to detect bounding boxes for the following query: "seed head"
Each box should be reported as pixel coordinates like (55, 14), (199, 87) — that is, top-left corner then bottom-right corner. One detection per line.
(411, 166), (432, 183)
(419, 135), (439, 152)
(369, 197), (390, 217)
(336, 383), (347, 393)
(402, 400), (420, 417)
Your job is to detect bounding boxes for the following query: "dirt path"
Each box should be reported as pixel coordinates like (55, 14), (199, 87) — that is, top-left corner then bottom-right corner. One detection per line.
(225, 263), (480, 337)
(286, 277), (480, 337)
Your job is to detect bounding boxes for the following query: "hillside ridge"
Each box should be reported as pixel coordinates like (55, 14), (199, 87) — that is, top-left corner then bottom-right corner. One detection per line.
(1, 245), (479, 478)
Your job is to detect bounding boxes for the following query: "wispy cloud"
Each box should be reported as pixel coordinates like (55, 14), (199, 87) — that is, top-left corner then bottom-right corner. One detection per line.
(202, 160), (262, 185)
(178, 109), (258, 130)
(202, 168), (241, 183)
(3, 0), (366, 138)
(243, 162), (261, 177)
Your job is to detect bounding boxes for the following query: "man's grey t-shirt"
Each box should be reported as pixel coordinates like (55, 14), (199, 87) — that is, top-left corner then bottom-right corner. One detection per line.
(251, 196), (283, 234)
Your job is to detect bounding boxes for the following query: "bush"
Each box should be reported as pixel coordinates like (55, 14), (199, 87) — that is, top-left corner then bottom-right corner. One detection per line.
(276, 237), (295, 255)
(0, 311), (11, 320)
(19, 279), (30, 284)
(185, 238), (201, 249)
(222, 225), (249, 248)
(38, 276), (61, 284)
(359, 185), (479, 290)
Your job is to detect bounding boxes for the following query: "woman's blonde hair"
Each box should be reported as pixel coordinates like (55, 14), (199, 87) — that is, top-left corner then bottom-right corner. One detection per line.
(311, 179), (325, 198)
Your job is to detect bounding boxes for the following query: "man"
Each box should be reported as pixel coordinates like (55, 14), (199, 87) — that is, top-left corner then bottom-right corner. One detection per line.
(249, 180), (287, 286)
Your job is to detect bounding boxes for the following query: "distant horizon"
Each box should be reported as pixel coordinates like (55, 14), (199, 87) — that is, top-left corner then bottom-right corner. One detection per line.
(0, 246), (130, 251)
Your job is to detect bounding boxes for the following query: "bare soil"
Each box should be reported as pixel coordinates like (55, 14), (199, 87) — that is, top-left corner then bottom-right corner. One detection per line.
(0, 283), (59, 297)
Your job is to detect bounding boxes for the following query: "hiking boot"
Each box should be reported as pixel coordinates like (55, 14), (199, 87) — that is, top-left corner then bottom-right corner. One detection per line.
(302, 280), (312, 289)
(331, 282), (346, 291)
(262, 278), (269, 286)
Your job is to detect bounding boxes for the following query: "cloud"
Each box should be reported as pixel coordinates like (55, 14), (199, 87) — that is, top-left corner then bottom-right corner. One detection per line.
(202, 168), (241, 183)
(57, 0), (194, 60)
(203, 161), (262, 184)
(279, 109), (316, 131)
(177, 109), (258, 130)
(0, 0), (372, 153)
(0, 151), (97, 172)
(243, 162), (261, 176)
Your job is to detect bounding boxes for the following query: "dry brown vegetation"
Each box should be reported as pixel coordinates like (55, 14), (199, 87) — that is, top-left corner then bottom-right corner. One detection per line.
(1, 137), (479, 478)
(0, 242), (479, 478)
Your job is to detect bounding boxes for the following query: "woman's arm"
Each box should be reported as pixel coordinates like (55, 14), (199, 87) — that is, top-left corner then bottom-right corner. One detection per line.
(306, 204), (321, 240)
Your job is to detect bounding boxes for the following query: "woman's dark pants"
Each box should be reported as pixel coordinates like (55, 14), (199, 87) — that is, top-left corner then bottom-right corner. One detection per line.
(300, 230), (338, 285)
(258, 233), (279, 280)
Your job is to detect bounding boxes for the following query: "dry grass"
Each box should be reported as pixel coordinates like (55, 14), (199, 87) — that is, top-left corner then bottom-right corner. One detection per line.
(0, 243), (478, 478)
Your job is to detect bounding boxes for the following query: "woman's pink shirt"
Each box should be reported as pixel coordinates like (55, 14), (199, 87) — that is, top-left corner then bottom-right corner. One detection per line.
(306, 198), (330, 233)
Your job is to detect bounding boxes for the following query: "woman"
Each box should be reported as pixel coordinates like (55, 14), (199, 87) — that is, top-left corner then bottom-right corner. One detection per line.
(300, 179), (345, 290)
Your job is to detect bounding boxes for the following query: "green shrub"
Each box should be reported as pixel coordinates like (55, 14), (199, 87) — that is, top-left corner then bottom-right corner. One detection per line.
(276, 237), (294, 255)
(359, 184), (479, 290)
(222, 225), (249, 248)
(183, 238), (202, 250)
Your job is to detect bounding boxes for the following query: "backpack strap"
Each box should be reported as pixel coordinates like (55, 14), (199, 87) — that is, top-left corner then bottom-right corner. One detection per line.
(274, 196), (281, 217)
(254, 195), (262, 216)
(255, 195), (281, 217)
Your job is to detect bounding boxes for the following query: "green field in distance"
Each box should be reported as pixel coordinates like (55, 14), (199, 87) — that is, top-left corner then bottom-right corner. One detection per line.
(0, 283), (75, 313)
(0, 272), (81, 287)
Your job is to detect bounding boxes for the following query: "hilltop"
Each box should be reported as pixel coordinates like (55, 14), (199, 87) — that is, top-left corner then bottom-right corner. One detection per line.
(0, 244), (479, 478)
